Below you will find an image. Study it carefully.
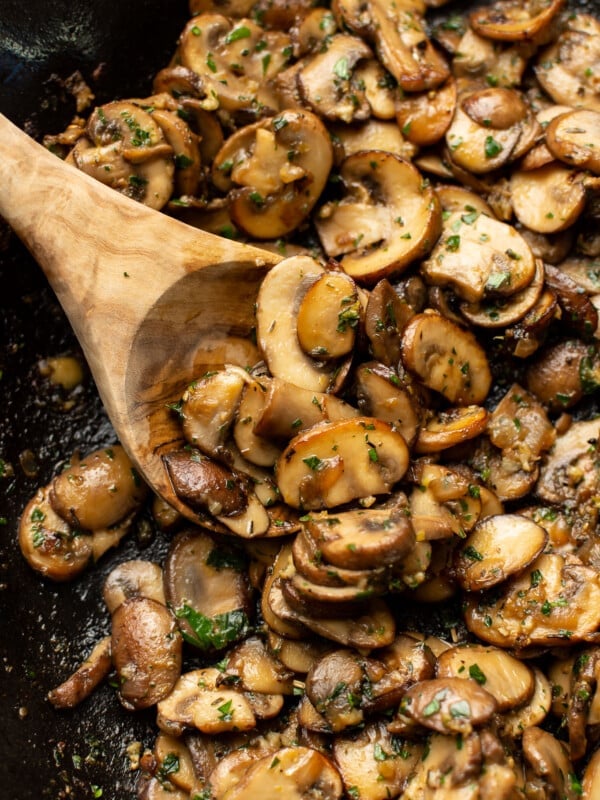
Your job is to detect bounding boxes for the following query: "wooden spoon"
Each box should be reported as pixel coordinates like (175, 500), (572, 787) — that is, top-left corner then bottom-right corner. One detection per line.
(0, 113), (282, 521)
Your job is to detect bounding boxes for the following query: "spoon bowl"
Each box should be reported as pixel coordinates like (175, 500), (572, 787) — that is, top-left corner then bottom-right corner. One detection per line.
(0, 113), (280, 518)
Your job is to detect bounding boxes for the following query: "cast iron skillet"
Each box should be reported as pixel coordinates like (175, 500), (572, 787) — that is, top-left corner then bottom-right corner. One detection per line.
(1, 1), (600, 798)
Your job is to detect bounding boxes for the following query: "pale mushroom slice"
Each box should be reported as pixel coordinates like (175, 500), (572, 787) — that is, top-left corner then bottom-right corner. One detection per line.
(223, 636), (295, 695)
(402, 732), (483, 799)
(536, 417), (600, 506)
(415, 405), (488, 454)
(354, 59), (397, 120)
(434, 184), (495, 218)
(558, 256), (600, 295)
(178, 15), (291, 114)
(522, 727), (579, 800)
(401, 312), (492, 404)
(301, 498), (414, 569)
(315, 151), (442, 284)
(333, 722), (421, 800)
(232, 377), (281, 468)
(152, 733), (197, 793)
(149, 107), (201, 197)
(510, 164), (587, 233)
(138, 778), (189, 800)
(545, 109), (600, 174)
(454, 512), (547, 592)
(421, 210), (536, 303)
(103, 559), (165, 613)
(111, 596), (182, 710)
(368, 0), (450, 92)
(253, 377), (359, 441)
(213, 110), (333, 239)
(164, 529), (251, 652)
(470, 0), (565, 42)
(47, 636), (112, 709)
(464, 553), (600, 648)
(409, 463), (481, 540)
(256, 256), (342, 393)
(460, 257), (545, 329)
(293, 8), (338, 56)
(395, 77), (457, 147)
(401, 677), (497, 735)
(296, 271), (360, 360)
(436, 644), (535, 712)
(179, 365), (249, 458)
(583, 748), (600, 798)
(354, 362), (422, 448)
(329, 119), (418, 163)
(283, 569), (379, 617)
(276, 417), (410, 510)
(298, 34), (373, 123)
(363, 279), (417, 367)
(452, 27), (530, 88)
(499, 667), (552, 738)
(535, 15), (600, 113)
(261, 543), (312, 640)
(217, 746), (343, 800)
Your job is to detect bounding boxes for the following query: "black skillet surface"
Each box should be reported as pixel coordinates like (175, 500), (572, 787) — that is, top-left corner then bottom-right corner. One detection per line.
(1, 1), (599, 798)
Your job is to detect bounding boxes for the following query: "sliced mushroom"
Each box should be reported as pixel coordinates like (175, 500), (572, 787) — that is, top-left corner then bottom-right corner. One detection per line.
(290, 597), (396, 649)
(421, 210), (536, 303)
(401, 676), (497, 735)
(452, 27), (529, 88)
(262, 544), (313, 640)
(546, 109), (600, 175)
(152, 733), (197, 793)
(396, 77), (457, 147)
(522, 727), (579, 800)
(267, 631), (333, 674)
(583, 748), (600, 796)
(103, 559), (165, 613)
(304, 649), (367, 731)
(355, 59), (397, 119)
(402, 732), (482, 798)
(293, 8), (338, 56)
(364, 279), (417, 367)
(470, 0), (565, 42)
(315, 152), (441, 284)
(329, 119), (418, 163)
(499, 667), (551, 739)
(213, 110), (333, 238)
(536, 417), (600, 506)
(558, 256), (600, 295)
(525, 339), (592, 410)
(276, 417), (410, 510)
(256, 256), (343, 393)
(464, 552), (600, 648)
(296, 271), (360, 360)
(47, 636), (112, 709)
(401, 312), (492, 404)
(544, 263), (599, 339)
(355, 362), (422, 448)
(409, 463), (481, 540)
(149, 107), (201, 196)
(434, 184), (495, 218)
(282, 570), (376, 617)
(510, 164), (587, 233)
(111, 596), (182, 710)
(301, 499), (414, 569)
(333, 722), (421, 800)
(50, 445), (147, 531)
(298, 34), (373, 123)
(436, 643), (535, 712)
(415, 405), (488, 454)
(455, 513), (547, 592)
(233, 377), (282, 467)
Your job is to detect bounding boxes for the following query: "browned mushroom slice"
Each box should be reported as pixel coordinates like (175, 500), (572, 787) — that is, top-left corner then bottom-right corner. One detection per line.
(544, 263), (599, 339)
(111, 596), (182, 710)
(298, 34), (373, 123)
(401, 313), (492, 404)
(455, 513), (547, 592)
(48, 636), (112, 709)
(522, 727), (579, 800)
(256, 256), (343, 393)
(355, 362), (422, 447)
(178, 15), (290, 113)
(333, 722), (421, 800)
(422, 209), (536, 303)
(354, 59), (397, 119)
(163, 448), (270, 536)
(276, 417), (410, 510)
(156, 668), (258, 736)
(315, 152), (441, 284)
(510, 164), (587, 234)
(267, 631), (333, 674)
(19, 486), (93, 581)
(364, 279), (417, 367)
(149, 107), (201, 196)
(152, 733), (197, 793)
(436, 643), (535, 712)
(138, 777), (189, 800)
(470, 0), (565, 42)
(214, 110), (333, 239)
(525, 339), (592, 411)
(253, 378), (358, 441)
(216, 746), (343, 800)
(415, 405), (488, 454)
(401, 677), (497, 735)
(72, 101), (174, 209)
(292, 598), (396, 649)
(434, 184), (495, 218)
(294, 8), (338, 55)
(296, 272), (360, 360)
(536, 417), (600, 506)
(584, 748), (600, 797)
(262, 544), (312, 640)
(369, 0), (450, 91)
(283, 570), (376, 617)
(232, 377), (281, 468)
(464, 553), (600, 648)
(395, 77), (456, 147)
(558, 256), (600, 295)
(452, 27), (529, 88)
(546, 109), (600, 175)
(402, 732), (478, 798)
(330, 119), (418, 163)
(302, 500), (414, 570)
(460, 257), (545, 329)
(224, 636), (294, 695)
(304, 649), (370, 731)
(499, 667), (551, 738)
(201, 735), (282, 800)
(410, 463), (481, 540)
(50, 445), (147, 531)
(375, 632), (437, 705)
(535, 15), (600, 113)
(164, 529), (251, 652)
(504, 288), (558, 358)
(103, 559), (165, 613)
(179, 365), (249, 457)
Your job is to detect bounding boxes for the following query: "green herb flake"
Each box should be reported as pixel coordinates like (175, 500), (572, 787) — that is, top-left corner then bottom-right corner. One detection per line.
(176, 606), (250, 651)
(484, 135), (503, 158)
(225, 25), (251, 43)
(333, 56), (351, 81)
(446, 235), (460, 251)
(217, 698), (234, 722)
(469, 664), (486, 685)
(463, 545), (484, 562)
(303, 455), (322, 471)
